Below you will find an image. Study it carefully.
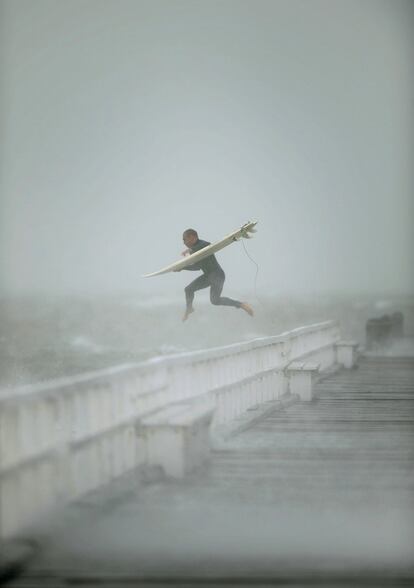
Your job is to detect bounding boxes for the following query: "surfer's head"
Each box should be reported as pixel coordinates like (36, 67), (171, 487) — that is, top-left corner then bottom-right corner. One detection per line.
(183, 229), (198, 248)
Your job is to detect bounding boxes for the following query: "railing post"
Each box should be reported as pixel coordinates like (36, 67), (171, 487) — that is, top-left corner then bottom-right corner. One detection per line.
(335, 341), (358, 368)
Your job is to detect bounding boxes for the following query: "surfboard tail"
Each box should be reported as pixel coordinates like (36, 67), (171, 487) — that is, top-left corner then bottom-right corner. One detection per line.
(241, 220), (258, 239)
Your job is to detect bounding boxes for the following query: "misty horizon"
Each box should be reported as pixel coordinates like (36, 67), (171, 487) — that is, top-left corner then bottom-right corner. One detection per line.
(1, 0), (413, 298)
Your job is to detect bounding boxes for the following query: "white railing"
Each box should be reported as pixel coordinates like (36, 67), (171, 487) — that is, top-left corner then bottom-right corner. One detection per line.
(0, 320), (340, 539)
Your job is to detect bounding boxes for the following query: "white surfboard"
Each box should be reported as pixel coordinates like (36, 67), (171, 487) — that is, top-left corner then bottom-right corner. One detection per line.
(142, 220), (258, 278)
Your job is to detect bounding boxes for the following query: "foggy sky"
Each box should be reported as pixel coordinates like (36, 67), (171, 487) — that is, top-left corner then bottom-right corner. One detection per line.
(1, 0), (413, 297)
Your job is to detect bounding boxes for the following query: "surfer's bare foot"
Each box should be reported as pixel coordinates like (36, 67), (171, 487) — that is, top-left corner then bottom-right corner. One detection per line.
(182, 308), (194, 322)
(240, 302), (254, 317)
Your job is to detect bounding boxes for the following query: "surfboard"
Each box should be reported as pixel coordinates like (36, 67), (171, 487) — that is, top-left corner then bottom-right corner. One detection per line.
(142, 220), (258, 278)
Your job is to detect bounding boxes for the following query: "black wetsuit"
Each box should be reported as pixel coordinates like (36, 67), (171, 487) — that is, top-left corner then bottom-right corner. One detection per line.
(183, 239), (241, 310)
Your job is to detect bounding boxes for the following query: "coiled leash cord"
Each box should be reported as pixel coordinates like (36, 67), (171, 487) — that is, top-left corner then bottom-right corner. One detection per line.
(240, 238), (267, 310)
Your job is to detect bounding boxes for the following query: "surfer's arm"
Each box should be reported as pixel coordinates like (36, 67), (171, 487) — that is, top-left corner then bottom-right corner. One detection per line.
(181, 240), (211, 271)
(175, 240), (209, 272)
(173, 263), (200, 272)
(182, 264), (200, 271)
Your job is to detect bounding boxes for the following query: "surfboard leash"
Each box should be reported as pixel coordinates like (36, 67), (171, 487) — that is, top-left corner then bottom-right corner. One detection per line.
(240, 238), (268, 311)
(240, 239), (282, 332)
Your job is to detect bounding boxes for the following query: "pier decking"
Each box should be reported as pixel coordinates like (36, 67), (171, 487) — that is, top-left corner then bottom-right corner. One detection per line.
(9, 354), (414, 586)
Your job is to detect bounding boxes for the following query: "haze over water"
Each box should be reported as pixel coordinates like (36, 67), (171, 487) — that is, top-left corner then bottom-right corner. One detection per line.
(1, 292), (413, 390)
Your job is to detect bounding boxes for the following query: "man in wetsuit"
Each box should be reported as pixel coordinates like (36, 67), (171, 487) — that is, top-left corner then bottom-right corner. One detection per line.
(176, 228), (254, 322)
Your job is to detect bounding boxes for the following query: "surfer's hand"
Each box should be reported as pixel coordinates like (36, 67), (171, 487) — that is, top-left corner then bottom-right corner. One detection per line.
(173, 268), (182, 272)
(181, 249), (190, 257)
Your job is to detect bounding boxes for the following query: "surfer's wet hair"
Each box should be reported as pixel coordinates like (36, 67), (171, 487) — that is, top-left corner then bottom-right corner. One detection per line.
(183, 229), (198, 238)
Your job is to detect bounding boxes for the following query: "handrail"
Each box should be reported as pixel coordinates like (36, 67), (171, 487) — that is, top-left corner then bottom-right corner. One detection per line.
(0, 320), (338, 403)
(0, 320), (341, 539)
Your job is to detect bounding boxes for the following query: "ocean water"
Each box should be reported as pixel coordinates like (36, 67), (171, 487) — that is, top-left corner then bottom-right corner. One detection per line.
(1, 292), (413, 390)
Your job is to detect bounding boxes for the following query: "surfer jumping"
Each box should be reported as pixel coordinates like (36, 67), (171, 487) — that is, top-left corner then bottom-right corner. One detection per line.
(176, 228), (254, 322)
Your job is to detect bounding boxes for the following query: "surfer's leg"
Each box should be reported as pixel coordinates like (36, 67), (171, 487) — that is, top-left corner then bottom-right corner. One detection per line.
(185, 275), (210, 308)
(209, 273), (254, 315)
(209, 272), (242, 308)
(183, 275), (209, 321)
